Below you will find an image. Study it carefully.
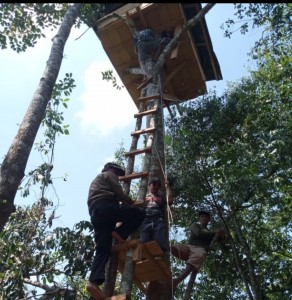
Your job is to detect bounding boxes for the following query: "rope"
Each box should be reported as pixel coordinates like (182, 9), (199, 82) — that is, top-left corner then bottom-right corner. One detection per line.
(156, 74), (174, 223)
(152, 75), (177, 298)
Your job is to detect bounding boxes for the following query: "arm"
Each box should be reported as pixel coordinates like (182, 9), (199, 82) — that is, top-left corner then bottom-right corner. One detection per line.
(105, 171), (133, 204)
(190, 223), (215, 240)
(191, 223), (227, 244)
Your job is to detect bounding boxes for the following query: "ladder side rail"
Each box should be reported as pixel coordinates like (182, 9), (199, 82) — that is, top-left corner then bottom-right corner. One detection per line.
(123, 100), (145, 195)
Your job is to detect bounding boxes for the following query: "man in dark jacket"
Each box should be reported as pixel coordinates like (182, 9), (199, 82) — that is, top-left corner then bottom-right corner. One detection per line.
(171, 210), (226, 289)
(86, 162), (145, 299)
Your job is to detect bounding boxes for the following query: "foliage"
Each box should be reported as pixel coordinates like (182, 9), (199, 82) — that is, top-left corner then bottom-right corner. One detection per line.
(0, 199), (94, 299)
(221, 3), (292, 62)
(18, 73), (76, 199)
(80, 3), (104, 28)
(102, 70), (124, 90)
(0, 68), (79, 298)
(0, 3), (107, 52)
(166, 6), (292, 298)
(166, 36), (292, 300)
(0, 3), (70, 52)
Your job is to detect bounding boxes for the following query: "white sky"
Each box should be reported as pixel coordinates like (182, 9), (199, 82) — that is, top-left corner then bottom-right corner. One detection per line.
(0, 4), (261, 230)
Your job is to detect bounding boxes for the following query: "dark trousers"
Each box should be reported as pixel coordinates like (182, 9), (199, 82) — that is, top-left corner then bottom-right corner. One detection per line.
(89, 201), (145, 285)
(140, 217), (169, 252)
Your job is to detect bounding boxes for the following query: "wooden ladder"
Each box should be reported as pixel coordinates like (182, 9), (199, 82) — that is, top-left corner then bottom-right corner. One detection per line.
(114, 80), (179, 297)
(118, 92), (180, 191)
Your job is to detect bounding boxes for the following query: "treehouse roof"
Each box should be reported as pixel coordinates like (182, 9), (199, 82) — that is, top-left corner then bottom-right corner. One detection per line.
(93, 3), (222, 108)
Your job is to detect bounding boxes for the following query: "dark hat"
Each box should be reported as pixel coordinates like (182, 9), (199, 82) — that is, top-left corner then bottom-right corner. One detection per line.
(149, 177), (162, 185)
(102, 162), (125, 176)
(199, 210), (211, 218)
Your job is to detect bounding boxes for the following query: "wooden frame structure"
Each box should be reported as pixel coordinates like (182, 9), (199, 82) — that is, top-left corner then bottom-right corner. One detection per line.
(94, 3), (222, 108)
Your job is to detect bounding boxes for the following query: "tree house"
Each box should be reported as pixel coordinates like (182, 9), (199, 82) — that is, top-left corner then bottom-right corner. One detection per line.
(92, 3), (223, 299)
(93, 3), (222, 108)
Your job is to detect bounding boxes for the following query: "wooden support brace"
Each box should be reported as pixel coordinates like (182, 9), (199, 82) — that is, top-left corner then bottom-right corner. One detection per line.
(136, 5), (148, 28)
(111, 239), (140, 254)
(170, 24), (182, 59)
(137, 75), (153, 90)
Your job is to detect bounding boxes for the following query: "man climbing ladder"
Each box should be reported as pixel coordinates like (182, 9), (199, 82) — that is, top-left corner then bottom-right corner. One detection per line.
(86, 162), (145, 299)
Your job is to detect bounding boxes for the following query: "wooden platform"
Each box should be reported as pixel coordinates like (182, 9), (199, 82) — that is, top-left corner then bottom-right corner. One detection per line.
(94, 3), (222, 108)
(116, 240), (172, 292)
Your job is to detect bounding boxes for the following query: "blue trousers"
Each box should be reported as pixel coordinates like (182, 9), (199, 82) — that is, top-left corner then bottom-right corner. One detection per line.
(140, 217), (169, 252)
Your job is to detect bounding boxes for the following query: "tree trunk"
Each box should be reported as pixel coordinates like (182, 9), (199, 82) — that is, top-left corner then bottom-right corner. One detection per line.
(0, 3), (83, 232)
(105, 4), (217, 298)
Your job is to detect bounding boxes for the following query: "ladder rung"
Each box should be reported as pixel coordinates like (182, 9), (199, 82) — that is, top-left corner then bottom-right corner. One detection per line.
(124, 147), (152, 157)
(137, 76), (153, 90)
(162, 93), (180, 102)
(138, 94), (160, 102)
(138, 93), (179, 106)
(134, 108), (158, 118)
(119, 172), (149, 182)
(131, 127), (155, 136)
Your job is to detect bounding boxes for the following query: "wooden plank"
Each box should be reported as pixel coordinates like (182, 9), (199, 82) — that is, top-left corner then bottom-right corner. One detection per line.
(133, 243), (144, 262)
(131, 127), (155, 136)
(137, 76), (153, 90)
(135, 258), (172, 283)
(124, 146), (152, 157)
(111, 239), (140, 253)
(105, 294), (129, 300)
(134, 107), (158, 118)
(119, 171), (149, 182)
(137, 5), (148, 28)
(134, 241), (164, 261)
(163, 93), (180, 102)
(170, 24), (182, 59)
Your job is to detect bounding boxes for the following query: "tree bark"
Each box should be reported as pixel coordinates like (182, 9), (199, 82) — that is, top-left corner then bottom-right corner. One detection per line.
(0, 3), (83, 232)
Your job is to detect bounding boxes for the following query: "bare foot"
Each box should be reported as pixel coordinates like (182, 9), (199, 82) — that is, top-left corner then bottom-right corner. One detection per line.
(86, 282), (106, 300)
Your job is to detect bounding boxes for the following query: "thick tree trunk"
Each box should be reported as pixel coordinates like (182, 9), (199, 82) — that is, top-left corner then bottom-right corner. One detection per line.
(0, 3), (83, 232)
(144, 77), (172, 300)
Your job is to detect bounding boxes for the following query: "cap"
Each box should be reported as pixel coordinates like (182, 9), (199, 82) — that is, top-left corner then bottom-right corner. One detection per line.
(199, 210), (211, 218)
(102, 162), (125, 176)
(149, 177), (162, 185)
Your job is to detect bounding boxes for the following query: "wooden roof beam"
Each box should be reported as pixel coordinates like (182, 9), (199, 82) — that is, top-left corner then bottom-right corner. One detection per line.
(194, 3), (221, 80)
(136, 5), (148, 28)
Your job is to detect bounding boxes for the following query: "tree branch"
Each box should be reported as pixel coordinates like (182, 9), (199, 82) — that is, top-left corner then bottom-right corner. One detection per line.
(155, 3), (216, 73)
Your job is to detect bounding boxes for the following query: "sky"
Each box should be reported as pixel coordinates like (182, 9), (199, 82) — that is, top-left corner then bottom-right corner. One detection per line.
(0, 4), (261, 231)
